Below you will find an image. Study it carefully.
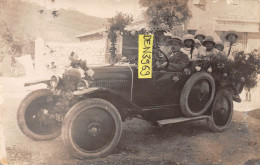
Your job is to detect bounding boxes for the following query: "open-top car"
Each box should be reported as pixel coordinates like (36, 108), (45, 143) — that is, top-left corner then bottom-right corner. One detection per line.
(17, 52), (241, 159)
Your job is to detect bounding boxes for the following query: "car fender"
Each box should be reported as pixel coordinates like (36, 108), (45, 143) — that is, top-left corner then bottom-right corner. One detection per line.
(73, 87), (140, 120)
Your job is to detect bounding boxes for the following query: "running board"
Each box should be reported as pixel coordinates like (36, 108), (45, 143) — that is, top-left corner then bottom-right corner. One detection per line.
(157, 115), (209, 126)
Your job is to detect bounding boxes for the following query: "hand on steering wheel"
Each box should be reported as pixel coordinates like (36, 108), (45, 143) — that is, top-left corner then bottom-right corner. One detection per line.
(152, 49), (170, 69)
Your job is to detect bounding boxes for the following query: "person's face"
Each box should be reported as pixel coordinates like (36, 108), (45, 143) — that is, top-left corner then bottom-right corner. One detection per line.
(195, 35), (205, 43)
(171, 41), (181, 52)
(215, 44), (224, 51)
(204, 42), (214, 51)
(194, 43), (201, 49)
(184, 40), (193, 48)
(227, 34), (237, 43)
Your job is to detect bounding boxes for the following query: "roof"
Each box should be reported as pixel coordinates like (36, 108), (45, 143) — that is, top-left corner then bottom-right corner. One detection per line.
(76, 28), (106, 38)
(76, 20), (147, 38)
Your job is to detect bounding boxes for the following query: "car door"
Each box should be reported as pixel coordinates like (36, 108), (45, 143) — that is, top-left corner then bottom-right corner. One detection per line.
(153, 70), (182, 105)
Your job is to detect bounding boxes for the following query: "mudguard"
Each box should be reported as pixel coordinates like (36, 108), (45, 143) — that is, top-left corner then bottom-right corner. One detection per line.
(24, 80), (50, 87)
(73, 87), (140, 120)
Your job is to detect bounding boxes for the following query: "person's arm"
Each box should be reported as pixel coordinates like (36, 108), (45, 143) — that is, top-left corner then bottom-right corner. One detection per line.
(167, 53), (189, 72)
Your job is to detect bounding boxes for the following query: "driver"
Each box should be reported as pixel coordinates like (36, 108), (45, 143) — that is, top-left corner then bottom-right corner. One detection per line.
(157, 36), (189, 72)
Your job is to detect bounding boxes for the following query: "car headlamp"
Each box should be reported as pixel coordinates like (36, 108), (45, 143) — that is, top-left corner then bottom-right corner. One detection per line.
(77, 79), (89, 91)
(50, 75), (60, 88)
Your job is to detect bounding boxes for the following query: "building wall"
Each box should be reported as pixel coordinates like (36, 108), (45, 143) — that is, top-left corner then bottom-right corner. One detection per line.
(187, 0), (260, 51)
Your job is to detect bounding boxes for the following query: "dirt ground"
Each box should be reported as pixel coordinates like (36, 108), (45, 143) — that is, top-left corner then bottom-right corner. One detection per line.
(1, 77), (260, 165)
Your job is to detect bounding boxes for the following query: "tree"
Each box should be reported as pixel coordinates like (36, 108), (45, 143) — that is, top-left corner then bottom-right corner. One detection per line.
(139, 0), (191, 55)
(107, 12), (133, 64)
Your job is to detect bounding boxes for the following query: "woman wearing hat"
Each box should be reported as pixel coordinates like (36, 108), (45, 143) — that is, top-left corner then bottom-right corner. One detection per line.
(198, 36), (219, 60)
(181, 34), (199, 60)
(194, 39), (202, 49)
(223, 31), (243, 60)
(157, 36), (189, 72)
(194, 29), (206, 44)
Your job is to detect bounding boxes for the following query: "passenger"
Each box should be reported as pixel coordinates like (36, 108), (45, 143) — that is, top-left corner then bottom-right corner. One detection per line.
(181, 34), (199, 60)
(194, 39), (201, 49)
(223, 31), (243, 61)
(215, 41), (224, 52)
(198, 36), (219, 61)
(157, 36), (189, 72)
(194, 30), (206, 44)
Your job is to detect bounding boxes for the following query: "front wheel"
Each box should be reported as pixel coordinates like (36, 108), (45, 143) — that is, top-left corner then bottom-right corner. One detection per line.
(17, 89), (61, 141)
(62, 98), (122, 159)
(208, 89), (233, 132)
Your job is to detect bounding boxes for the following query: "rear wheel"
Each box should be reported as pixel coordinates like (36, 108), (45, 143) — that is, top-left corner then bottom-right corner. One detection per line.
(17, 89), (61, 141)
(180, 71), (215, 117)
(62, 98), (122, 159)
(208, 89), (233, 132)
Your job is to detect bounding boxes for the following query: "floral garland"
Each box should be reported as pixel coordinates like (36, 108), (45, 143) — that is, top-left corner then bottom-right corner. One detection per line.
(182, 50), (260, 89)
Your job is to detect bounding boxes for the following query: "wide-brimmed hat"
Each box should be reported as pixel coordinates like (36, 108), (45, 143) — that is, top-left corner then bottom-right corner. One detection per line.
(194, 30), (206, 39)
(202, 36), (216, 46)
(194, 39), (201, 45)
(183, 34), (195, 44)
(225, 31), (238, 40)
(168, 36), (184, 46)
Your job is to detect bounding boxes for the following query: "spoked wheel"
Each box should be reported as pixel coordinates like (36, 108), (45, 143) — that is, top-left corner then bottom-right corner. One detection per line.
(208, 89), (233, 132)
(62, 98), (122, 159)
(180, 71), (215, 117)
(17, 89), (61, 141)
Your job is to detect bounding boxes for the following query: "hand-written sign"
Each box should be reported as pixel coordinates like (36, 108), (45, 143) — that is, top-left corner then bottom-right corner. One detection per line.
(138, 34), (154, 79)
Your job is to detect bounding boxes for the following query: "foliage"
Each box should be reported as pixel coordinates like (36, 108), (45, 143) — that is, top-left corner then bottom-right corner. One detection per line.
(187, 50), (260, 89)
(107, 12), (133, 64)
(138, 0), (191, 60)
(139, 0), (191, 33)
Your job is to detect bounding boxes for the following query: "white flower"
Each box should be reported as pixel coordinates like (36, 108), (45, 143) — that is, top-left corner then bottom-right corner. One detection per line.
(87, 69), (94, 77)
(241, 77), (246, 82)
(195, 66), (201, 71)
(223, 73), (227, 77)
(207, 67), (212, 73)
(172, 76), (179, 82)
(245, 55), (250, 60)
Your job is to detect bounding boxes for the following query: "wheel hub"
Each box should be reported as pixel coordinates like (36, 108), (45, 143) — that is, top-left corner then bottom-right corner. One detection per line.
(88, 123), (102, 137)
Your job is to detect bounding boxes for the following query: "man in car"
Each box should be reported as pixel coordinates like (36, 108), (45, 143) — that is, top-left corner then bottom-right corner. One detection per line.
(157, 36), (189, 72)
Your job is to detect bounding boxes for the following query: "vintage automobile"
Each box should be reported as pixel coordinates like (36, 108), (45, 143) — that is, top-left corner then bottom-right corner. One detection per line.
(17, 53), (241, 159)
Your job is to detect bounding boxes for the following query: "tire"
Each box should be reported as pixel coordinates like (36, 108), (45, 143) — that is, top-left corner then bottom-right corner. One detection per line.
(208, 89), (233, 132)
(180, 71), (215, 117)
(62, 98), (122, 159)
(17, 89), (61, 141)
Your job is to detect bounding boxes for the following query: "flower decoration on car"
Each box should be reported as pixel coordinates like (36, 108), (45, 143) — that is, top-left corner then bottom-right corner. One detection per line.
(207, 66), (212, 73)
(184, 68), (191, 75)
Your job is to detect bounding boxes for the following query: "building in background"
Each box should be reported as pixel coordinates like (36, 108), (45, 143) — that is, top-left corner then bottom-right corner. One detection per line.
(187, 0), (260, 51)
(76, 0), (260, 61)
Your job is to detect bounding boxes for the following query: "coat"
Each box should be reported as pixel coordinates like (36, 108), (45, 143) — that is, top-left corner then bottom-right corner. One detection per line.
(180, 47), (199, 60)
(167, 51), (189, 72)
(224, 42), (244, 61)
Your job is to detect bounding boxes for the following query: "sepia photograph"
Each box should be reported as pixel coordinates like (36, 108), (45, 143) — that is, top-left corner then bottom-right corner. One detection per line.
(0, 0), (260, 164)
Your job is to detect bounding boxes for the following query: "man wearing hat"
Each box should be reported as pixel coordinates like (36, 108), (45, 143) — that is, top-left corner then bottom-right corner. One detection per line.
(157, 36), (189, 72)
(181, 34), (199, 60)
(198, 36), (219, 60)
(223, 31), (243, 60)
(160, 32), (174, 58)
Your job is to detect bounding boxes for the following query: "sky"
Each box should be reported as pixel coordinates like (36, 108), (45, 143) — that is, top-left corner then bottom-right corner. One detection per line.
(22, 0), (144, 18)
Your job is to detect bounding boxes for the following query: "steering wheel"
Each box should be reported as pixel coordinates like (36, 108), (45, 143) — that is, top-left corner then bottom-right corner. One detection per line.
(152, 49), (170, 69)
